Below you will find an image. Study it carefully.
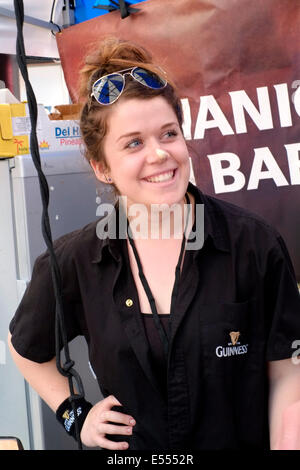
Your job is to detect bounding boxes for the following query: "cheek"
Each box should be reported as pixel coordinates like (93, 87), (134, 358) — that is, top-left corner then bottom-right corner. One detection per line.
(110, 158), (142, 185)
(179, 148), (191, 179)
(176, 139), (189, 160)
(178, 147), (191, 169)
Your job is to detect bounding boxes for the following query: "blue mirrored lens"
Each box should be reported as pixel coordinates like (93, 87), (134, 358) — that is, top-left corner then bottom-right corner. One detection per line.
(93, 74), (124, 104)
(132, 68), (166, 89)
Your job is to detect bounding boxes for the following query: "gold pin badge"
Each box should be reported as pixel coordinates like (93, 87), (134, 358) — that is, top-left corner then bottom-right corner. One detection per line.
(125, 299), (133, 307)
(229, 331), (240, 345)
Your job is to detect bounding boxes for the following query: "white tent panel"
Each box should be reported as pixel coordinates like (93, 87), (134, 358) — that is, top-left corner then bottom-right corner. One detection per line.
(0, 0), (63, 58)
(19, 62), (70, 107)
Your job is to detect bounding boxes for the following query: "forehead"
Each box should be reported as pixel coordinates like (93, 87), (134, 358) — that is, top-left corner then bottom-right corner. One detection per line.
(106, 96), (178, 135)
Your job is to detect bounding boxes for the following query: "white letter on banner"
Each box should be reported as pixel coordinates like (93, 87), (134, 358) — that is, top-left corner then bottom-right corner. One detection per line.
(247, 147), (289, 190)
(180, 98), (192, 140)
(274, 84), (293, 127)
(293, 85), (300, 116)
(194, 95), (234, 139)
(285, 143), (300, 185)
(291, 80), (300, 104)
(229, 87), (273, 133)
(207, 153), (245, 194)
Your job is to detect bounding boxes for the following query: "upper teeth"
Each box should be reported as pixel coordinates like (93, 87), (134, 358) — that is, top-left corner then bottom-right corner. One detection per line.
(146, 170), (174, 183)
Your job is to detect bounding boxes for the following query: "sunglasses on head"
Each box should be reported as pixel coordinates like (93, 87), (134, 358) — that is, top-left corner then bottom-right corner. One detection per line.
(91, 66), (167, 106)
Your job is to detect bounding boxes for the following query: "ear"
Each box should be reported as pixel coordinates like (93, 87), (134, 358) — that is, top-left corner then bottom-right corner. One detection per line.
(90, 159), (109, 183)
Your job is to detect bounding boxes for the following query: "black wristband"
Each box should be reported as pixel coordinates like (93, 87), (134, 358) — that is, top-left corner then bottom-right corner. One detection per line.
(56, 396), (93, 441)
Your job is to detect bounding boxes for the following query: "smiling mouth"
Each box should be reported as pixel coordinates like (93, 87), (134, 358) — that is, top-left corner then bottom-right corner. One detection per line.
(144, 169), (176, 183)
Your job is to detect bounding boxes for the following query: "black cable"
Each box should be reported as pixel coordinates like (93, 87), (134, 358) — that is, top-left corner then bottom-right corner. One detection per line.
(13, 0), (85, 450)
(50, 0), (62, 35)
(50, 0), (56, 21)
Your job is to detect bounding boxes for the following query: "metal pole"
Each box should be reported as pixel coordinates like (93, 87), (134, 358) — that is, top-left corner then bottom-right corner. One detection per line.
(0, 6), (61, 32)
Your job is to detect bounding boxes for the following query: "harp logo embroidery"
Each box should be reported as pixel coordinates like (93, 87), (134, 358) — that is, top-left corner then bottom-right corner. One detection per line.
(62, 410), (70, 420)
(230, 331), (240, 345)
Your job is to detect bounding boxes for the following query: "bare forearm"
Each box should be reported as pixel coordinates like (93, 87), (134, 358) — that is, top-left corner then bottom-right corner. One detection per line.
(269, 374), (300, 449)
(8, 332), (70, 412)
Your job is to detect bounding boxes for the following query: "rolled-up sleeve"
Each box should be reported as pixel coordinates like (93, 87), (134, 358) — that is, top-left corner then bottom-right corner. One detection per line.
(264, 233), (300, 361)
(9, 245), (83, 363)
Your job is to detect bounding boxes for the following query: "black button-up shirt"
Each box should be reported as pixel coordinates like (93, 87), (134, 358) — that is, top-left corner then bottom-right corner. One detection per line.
(9, 182), (300, 450)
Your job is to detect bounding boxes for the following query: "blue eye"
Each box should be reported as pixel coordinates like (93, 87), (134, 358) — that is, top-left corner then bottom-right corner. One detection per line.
(164, 129), (178, 138)
(126, 138), (142, 149)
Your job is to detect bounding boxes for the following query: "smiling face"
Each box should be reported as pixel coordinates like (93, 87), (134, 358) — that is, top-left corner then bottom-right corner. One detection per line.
(91, 96), (190, 210)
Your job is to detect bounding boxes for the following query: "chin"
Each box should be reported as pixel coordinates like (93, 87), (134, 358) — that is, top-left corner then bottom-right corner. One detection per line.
(154, 192), (186, 207)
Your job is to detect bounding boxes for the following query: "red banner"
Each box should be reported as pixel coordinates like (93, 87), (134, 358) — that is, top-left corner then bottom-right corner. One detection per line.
(57, 0), (300, 280)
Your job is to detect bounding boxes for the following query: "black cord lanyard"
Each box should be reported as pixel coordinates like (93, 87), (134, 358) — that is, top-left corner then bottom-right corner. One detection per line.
(127, 193), (191, 360)
(14, 0), (85, 448)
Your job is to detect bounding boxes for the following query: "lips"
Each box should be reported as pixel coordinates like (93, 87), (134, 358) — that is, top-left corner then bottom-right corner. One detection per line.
(143, 169), (176, 183)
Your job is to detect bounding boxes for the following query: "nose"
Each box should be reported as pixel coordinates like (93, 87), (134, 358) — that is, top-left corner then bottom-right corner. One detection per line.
(146, 146), (170, 164)
(156, 149), (169, 161)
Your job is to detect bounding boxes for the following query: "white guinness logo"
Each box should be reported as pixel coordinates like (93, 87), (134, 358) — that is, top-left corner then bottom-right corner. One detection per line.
(216, 344), (248, 357)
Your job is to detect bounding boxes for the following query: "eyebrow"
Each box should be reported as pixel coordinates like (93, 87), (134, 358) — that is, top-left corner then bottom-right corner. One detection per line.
(117, 122), (179, 142)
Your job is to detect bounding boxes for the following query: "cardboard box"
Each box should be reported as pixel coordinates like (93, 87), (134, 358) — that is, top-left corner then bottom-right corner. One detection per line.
(49, 103), (81, 120)
(0, 90), (82, 158)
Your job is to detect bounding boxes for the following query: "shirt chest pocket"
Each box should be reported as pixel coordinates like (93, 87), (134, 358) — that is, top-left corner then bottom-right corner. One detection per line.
(198, 298), (263, 377)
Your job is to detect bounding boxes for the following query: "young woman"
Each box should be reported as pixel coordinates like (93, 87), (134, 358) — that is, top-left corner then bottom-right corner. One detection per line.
(8, 37), (300, 451)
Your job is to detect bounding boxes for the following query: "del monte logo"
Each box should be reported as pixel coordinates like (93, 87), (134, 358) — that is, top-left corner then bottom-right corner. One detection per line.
(39, 140), (50, 150)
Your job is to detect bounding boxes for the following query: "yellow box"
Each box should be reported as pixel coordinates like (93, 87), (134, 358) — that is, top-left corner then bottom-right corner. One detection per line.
(0, 102), (29, 158)
(0, 89), (82, 156)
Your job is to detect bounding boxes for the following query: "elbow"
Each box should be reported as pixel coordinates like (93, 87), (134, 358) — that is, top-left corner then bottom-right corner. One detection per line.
(7, 331), (13, 353)
(7, 331), (18, 364)
(7, 331), (24, 364)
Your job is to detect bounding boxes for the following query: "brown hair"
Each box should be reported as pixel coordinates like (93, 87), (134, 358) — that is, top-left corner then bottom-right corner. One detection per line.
(79, 37), (183, 174)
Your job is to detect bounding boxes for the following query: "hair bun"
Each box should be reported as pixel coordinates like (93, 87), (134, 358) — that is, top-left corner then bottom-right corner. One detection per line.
(78, 37), (156, 99)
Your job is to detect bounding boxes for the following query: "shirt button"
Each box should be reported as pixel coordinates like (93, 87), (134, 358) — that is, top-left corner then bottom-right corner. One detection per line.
(125, 298), (133, 307)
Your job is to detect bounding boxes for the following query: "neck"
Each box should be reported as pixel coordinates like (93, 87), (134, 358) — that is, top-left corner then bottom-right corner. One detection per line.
(126, 194), (193, 241)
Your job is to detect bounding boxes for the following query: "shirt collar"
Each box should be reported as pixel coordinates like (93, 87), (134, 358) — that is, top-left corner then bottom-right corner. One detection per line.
(91, 182), (230, 264)
(187, 182), (230, 253)
(91, 203), (125, 264)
